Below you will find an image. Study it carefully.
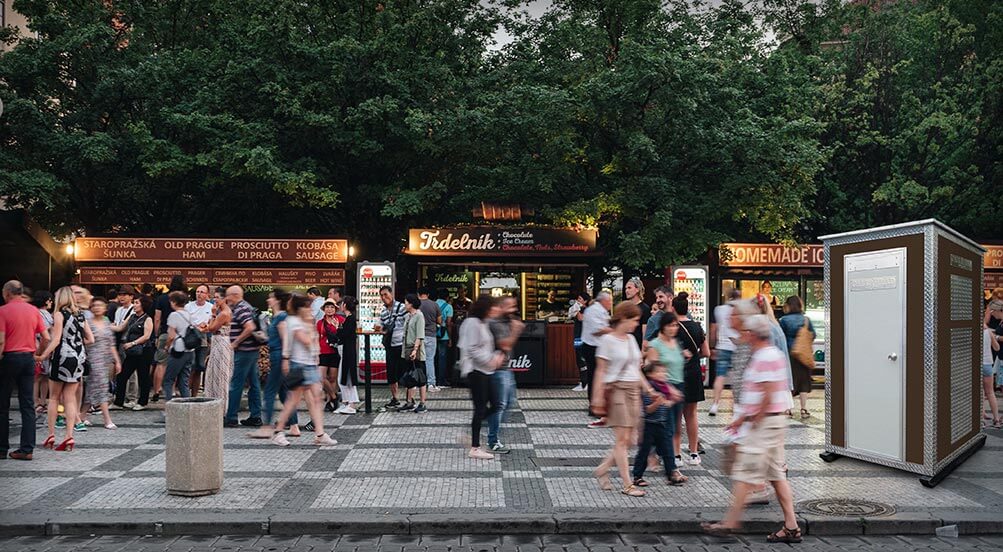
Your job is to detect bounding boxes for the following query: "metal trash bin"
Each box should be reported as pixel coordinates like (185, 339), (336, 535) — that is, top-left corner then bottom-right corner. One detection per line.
(165, 397), (224, 496)
(819, 219), (986, 487)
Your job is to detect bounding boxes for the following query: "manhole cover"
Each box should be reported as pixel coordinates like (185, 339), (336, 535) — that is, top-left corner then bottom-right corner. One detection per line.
(798, 498), (896, 517)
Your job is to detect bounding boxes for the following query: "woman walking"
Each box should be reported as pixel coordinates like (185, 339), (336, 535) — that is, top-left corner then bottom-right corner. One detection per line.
(643, 313), (688, 485)
(317, 301), (342, 412)
(458, 295), (504, 459)
(778, 296), (815, 419)
(83, 298), (119, 429)
(161, 291), (195, 410)
(400, 294), (430, 412)
(982, 327), (1001, 428)
(672, 293), (710, 466)
(32, 290), (53, 414)
(591, 301), (647, 497)
(271, 293), (337, 447)
(335, 297), (360, 414)
(250, 289), (301, 438)
(703, 314), (801, 543)
(35, 287), (94, 451)
(202, 293), (233, 401)
(112, 296), (155, 410)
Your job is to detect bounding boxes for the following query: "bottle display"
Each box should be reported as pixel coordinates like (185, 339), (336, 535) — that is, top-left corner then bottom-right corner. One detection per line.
(357, 262), (395, 382)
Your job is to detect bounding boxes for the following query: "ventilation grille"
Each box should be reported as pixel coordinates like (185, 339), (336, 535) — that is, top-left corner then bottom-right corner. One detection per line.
(950, 327), (974, 443)
(950, 274), (973, 321)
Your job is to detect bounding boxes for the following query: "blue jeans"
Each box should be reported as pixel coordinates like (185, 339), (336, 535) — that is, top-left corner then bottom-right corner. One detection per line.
(0, 353), (35, 454)
(632, 418), (677, 480)
(424, 337), (437, 387)
(264, 351), (297, 426)
(226, 350), (262, 422)
(436, 340), (450, 385)
(163, 351), (193, 403)
(487, 370), (517, 446)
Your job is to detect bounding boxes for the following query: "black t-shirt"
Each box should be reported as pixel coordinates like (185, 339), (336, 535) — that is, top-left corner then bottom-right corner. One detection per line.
(676, 318), (705, 372)
(154, 294), (172, 334)
(632, 302), (651, 346)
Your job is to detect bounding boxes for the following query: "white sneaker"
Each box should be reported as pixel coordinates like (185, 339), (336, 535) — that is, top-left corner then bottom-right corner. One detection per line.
(334, 405), (348, 414)
(314, 433), (337, 446)
(428, 385), (440, 392)
(708, 403), (718, 416)
(571, 384), (585, 392)
(468, 447), (494, 460)
(124, 401), (137, 409)
(687, 453), (701, 466)
(271, 432), (290, 447)
(131, 404), (146, 411)
(342, 406), (357, 414)
(104, 423), (118, 430)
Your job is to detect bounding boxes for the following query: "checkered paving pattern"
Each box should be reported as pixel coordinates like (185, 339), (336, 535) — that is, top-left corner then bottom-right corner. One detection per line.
(2, 389), (1002, 517)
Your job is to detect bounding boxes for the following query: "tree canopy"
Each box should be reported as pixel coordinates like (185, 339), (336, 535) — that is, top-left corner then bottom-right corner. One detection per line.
(1, 0), (999, 270)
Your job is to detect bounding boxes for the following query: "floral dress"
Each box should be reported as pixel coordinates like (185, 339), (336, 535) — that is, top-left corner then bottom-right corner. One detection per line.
(204, 325), (233, 400)
(51, 308), (87, 383)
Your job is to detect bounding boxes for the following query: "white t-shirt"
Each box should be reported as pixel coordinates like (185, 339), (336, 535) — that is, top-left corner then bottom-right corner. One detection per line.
(596, 333), (641, 383)
(581, 303), (609, 347)
(184, 301), (213, 327)
(984, 329), (998, 366)
(167, 310), (192, 352)
(286, 315), (319, 366)
(713, 303), (738, 352)
(113, 304), (133, 326)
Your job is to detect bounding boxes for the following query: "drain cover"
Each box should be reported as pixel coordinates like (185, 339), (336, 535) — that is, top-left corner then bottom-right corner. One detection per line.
(798, 498), (895, 517)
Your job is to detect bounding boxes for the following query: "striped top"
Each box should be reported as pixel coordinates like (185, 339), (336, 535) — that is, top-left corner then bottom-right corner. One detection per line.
(229, 300), (258, 352)
(739, 346), (794, 415)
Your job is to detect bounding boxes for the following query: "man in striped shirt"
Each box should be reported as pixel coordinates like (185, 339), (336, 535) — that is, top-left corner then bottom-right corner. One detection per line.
(224, 285), (263, 428)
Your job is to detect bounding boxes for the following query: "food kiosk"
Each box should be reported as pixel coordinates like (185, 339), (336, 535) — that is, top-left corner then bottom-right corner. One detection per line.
(819, 220), (986, 487)
(405, 225), (601, 385)
(72, 237), (348, 307)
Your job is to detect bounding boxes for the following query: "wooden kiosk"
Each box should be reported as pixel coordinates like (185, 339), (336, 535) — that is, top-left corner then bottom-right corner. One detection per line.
(819, 220), (986, 487)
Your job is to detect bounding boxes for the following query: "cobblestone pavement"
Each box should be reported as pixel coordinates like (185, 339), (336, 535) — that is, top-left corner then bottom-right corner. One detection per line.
(2, 388), (1002, 533)
(1, 533), (1000, 552)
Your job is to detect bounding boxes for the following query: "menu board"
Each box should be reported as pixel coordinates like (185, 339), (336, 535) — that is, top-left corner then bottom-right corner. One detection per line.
(525, 270), (574, 320)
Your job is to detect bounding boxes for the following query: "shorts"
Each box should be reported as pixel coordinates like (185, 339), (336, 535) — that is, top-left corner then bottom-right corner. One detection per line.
(319, 352), (341, 369)
(385, 345), (403, 383)
(732, 414), (788, 486)
(154, 334), (169, 364)
(715, 349), (733, 377)
(983, 363), (995, 378)
(291, 361), (322, 386)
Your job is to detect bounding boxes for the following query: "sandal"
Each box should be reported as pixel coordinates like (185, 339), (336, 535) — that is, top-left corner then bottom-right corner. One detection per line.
(994, 418), (1003, 429)
(766, 525), (803, 544)
(632, 477), (649, 488)
(701, 522), (736, 537)
(593, 469), (612, 491)
(785, 409), (794, 418)
(621, 484), (645, 497)
(668, 470), (688, 486)
(800, 409), (811, 419)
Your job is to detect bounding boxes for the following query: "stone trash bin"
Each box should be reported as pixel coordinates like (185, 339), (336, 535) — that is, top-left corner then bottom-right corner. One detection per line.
(165, 397), (224, 496)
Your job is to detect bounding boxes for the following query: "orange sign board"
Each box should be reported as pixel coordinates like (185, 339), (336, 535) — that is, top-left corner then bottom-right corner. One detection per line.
(719, 243), (824, 267)
(77, 267), (345, 286)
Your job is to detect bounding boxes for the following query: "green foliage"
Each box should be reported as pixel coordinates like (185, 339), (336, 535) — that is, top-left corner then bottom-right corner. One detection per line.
(1, 0), (996, 270)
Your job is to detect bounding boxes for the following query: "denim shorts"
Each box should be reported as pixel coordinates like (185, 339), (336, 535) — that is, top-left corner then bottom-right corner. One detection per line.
(983, 363), (995, 378)
(291, 361), (322, 386)
(715, 349), (733, 377)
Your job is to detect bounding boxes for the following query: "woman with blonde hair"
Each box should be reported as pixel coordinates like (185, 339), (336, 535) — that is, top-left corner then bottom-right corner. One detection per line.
(35, 287), (94, 451)
(592, 301), (660, 497)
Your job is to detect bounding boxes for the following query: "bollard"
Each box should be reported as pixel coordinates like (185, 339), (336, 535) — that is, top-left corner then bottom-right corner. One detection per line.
(165, 397), (224, 496)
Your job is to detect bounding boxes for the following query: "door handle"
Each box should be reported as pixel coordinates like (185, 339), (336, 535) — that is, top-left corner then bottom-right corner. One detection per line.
(888, 353), (898, 361)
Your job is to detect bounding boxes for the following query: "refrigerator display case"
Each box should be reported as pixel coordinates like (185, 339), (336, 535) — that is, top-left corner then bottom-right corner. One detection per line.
(356, 261), (395, 382)
(671, 265), (710, 382)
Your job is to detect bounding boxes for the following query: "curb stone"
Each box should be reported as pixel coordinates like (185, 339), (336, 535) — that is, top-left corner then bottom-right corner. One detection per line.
(1, 513), (999, 537)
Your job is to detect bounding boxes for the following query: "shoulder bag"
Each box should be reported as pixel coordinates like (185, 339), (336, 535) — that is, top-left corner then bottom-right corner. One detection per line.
(591, 336), (626, 417)
(792, 316), (815, 368)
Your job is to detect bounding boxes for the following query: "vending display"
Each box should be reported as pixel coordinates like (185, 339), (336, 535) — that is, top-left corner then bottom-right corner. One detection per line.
(671, 266), (708, 333)
(672, 266), (709, 383)
(356, 261), (395, 381)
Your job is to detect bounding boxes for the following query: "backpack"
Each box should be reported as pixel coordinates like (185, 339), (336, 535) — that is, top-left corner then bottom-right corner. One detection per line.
(250, 307), (269, 344)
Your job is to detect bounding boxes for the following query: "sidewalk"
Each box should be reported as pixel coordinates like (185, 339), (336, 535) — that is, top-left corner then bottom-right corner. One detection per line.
(1, 388), (1001, 537)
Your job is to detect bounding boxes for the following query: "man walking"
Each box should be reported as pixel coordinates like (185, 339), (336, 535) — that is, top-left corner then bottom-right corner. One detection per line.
(435, 288), (454, 388)
(582, 291), (611, 427)
(486, 295), (524, 454)
(0, 280), (50, 460)
(709, 288), (741, 416)
(111, 285), (139, 409)
(224, 285), (263, 428)
(379, 286), (407, 409)
(417, 287), (442, 392)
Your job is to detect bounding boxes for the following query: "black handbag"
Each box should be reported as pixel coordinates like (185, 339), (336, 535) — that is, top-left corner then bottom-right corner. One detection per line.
(398, 360), (427, 389)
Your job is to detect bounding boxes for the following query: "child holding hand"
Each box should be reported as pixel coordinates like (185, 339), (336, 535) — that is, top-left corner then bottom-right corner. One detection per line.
(632, 362), (687, 487)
